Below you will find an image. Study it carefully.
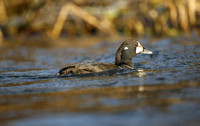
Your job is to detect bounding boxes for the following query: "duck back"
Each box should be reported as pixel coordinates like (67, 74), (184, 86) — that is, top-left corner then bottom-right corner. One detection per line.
(57, 62), (119, 75)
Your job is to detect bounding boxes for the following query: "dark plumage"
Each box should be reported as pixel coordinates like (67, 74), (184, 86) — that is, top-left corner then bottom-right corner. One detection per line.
(56, 39), (152, 75)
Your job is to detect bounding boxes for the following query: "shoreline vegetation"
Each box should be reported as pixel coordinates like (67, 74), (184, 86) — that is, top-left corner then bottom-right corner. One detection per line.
(0, 0), (199, 44)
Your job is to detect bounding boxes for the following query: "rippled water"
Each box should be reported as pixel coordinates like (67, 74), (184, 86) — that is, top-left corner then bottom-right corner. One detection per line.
(0, 36), (200, 126)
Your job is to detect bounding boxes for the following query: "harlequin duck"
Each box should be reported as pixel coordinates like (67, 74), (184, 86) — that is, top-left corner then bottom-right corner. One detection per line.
(56, 39), (152, 75)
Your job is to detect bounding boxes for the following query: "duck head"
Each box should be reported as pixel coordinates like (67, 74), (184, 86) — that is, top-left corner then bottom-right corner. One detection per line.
(115, 39), (152, 69)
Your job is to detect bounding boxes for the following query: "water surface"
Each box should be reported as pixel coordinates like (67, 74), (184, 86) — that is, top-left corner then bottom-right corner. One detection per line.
(0, 36), (200, 126)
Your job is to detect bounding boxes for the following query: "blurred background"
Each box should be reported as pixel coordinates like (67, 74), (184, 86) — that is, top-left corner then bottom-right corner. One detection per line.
(0, 0), (199, 43)
(1, 0), (200, 126)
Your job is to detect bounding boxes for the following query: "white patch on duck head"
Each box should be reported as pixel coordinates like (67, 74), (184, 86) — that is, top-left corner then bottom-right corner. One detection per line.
(124, 47), (128, 50)
(137, 41), (141, 46)
(136, 41), (143, 54)
(136, 47), (143, 54)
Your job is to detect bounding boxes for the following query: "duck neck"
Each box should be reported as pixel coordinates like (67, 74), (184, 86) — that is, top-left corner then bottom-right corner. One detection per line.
(115, 58), (134, 69)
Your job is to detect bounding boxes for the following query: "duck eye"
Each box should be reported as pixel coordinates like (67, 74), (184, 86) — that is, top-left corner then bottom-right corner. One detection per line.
(124, 47), (129, 50)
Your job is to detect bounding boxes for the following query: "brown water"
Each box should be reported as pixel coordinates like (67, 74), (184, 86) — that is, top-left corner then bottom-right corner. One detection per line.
(0, 35), (200, 126)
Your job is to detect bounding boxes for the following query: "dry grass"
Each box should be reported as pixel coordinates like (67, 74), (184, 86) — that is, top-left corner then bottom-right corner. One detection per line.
(0, 0), (199, 40)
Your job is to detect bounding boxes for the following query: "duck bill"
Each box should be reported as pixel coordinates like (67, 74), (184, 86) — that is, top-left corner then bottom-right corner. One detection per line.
(141, 48), (153, 54)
